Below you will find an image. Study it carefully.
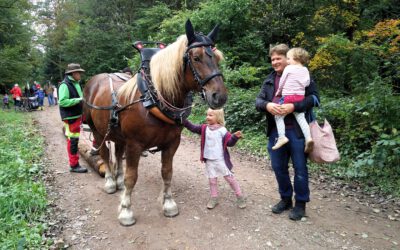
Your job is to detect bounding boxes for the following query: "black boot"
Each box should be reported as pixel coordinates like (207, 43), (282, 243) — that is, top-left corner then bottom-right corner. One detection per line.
(271, 198), (293, 214)
(289, 201), (306, 221)
(69, 164), (88, 173)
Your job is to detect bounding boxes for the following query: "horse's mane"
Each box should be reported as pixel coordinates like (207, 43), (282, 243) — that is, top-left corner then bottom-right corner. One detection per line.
(118, 35), (223, 103)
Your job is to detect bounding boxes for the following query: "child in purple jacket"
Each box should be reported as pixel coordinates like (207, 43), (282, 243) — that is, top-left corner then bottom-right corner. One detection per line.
(2, 94), (10, 110)
(183, 108), (246, 209)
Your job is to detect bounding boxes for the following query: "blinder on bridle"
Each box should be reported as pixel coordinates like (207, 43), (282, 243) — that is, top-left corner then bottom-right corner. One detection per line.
(183, 35), (224, 96)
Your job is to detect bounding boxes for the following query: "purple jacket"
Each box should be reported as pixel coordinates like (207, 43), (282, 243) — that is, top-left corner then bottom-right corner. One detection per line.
(183, 120), (239, 170)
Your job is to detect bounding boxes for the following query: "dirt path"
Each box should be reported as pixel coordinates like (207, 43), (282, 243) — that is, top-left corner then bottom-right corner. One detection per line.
(35, 105), (399, 250)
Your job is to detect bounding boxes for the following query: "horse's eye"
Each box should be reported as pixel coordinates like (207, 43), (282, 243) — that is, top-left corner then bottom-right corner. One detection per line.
(193, 56), (201, 62)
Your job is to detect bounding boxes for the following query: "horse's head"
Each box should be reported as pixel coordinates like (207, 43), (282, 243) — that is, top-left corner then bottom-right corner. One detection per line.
(184, 19), (227, 109)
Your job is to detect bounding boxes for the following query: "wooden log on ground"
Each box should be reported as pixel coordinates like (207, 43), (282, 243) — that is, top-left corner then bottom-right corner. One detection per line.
(79, 141), (106, 177)
(62, 125), (106, 177)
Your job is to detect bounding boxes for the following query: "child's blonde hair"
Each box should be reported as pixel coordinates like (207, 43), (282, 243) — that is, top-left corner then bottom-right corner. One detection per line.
(287, 47), (310, 65)
(208, 108), (225, 126)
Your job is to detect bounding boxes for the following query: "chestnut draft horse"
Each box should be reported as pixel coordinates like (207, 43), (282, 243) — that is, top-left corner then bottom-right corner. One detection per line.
(83, 20), (227, 226)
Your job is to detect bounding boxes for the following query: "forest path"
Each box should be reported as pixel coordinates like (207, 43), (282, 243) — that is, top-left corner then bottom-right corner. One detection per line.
(35, 105), (399, 250)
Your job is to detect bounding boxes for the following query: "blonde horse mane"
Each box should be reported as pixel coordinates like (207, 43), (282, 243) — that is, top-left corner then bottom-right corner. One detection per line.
(118, 35), (223, 103)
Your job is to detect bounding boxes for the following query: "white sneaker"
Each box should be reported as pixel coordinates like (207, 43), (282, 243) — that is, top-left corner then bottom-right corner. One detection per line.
(272, 136), (289, 150)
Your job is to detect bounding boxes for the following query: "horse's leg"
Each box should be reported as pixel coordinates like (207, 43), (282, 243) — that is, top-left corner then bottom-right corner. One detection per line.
(115, 142), (125, 190)
(161, 138), (180, 217)
(118, 145), (140, 226)
(93, 132), (116, 194)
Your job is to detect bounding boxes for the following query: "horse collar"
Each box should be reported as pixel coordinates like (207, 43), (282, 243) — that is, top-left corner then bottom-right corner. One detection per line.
(137, 69), (193, 124)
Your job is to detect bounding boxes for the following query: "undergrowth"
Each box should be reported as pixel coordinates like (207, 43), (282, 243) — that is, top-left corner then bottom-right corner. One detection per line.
(0, 110), (51, 249)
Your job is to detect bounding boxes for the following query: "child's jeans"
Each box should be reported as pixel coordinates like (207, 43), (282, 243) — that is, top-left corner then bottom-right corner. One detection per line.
(38, 98), (44, 107)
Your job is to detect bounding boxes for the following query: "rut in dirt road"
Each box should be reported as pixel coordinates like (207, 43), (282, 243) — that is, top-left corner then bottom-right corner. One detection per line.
(35, 105), (400, 250)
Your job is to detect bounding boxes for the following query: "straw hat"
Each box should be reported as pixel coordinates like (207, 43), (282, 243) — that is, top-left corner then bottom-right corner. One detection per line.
(65, 63), (85, 74)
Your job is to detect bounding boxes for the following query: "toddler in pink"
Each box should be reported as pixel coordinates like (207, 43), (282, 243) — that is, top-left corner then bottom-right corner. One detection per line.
(183, 108), (246, 209)
(273, 47), (314, 153)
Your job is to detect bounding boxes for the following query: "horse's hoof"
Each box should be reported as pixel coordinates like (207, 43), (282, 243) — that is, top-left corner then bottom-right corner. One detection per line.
(118, 208), (136, 226)
(163, 199), (179, 217)
(117, 183), (125, 191)
(104, 180), (117, 194)
(117, 179), (125, 190)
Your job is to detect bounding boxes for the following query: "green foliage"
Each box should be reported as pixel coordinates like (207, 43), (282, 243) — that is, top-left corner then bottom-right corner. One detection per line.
(0, 0), (44, 88)
(156, 9), (192, 43)
(222, 63), (269, 89)
(0, 111), (50, 249)
(223, 87), (265, 133)
(316, 77), (400, 195)
(309, 34), (378, 95)
(133, 2), (173, 41)
(356, 19), (400, 91)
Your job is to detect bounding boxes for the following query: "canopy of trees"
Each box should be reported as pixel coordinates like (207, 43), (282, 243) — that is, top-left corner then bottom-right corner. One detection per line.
(1, 0), (399, 195)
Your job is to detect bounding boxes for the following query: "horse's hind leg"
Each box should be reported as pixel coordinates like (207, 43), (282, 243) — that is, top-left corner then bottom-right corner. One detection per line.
(118, 145), (140, 226)
(160, 139), (180, 217)
(115, 142), (125, 190)
(93, 132), (117, 194)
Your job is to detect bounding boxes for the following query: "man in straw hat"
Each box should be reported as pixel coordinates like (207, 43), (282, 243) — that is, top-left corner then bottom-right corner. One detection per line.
(58, 63), (88, 173)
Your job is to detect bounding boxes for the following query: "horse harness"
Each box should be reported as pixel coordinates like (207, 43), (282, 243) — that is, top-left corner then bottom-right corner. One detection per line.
(84, 39), (222, 125)
(83, 39), (223, 152)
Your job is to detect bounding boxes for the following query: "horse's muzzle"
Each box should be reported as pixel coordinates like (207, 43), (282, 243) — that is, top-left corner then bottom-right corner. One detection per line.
(206, 91), (227, 109)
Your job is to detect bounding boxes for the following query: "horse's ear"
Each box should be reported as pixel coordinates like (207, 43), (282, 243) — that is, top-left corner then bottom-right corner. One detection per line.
(185, 19), (196, 45)
(207, 24), (219, 43)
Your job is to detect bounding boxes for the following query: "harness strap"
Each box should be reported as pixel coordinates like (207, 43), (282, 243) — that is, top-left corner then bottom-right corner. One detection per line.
(186, 57), (223, 87)
(184, 43), (223, 88)
(84, 101), (114, 110)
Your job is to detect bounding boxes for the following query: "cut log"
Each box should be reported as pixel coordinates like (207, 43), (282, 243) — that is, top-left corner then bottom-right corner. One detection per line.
(62, 125), (106, 177)
(79, 140), (106, 177)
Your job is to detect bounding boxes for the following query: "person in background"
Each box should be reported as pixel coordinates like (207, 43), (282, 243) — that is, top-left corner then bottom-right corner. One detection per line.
(34, 81), (41, 90)
(36, 87), (45, 110)
(24, 83), (30, 97)
(255, 44), (319, 221)
(2, 93), (10, 110)
(10, 84), (22, 111)
(53, 85), (58, 105)
(58, 63), (88, 173)
(46, 84), (55, 106)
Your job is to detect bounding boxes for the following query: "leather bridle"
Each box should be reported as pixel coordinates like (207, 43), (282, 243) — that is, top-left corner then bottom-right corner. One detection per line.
(184, 42), (223, 89)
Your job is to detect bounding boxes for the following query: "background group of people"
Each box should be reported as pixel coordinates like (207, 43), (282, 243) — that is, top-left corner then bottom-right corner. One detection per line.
(2, 81), (58, 111)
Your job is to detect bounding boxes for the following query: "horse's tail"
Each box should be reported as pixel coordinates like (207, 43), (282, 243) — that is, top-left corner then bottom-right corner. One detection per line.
(117, 74), (138, 104)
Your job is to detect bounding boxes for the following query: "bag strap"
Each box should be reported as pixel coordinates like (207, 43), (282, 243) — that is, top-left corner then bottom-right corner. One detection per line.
(312, 95), (320, 107)
(309, 95), (321, 122)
